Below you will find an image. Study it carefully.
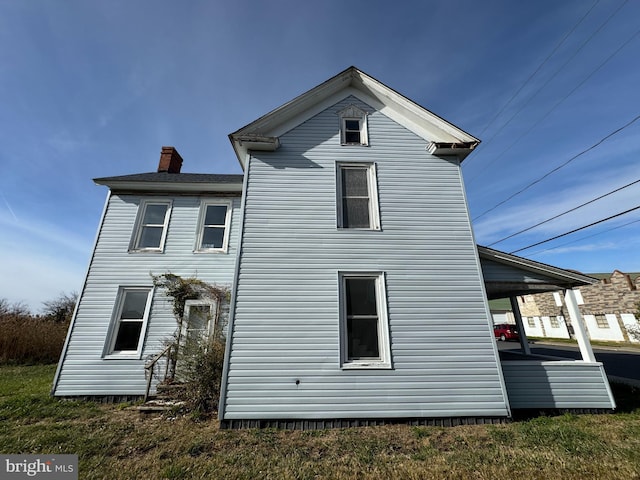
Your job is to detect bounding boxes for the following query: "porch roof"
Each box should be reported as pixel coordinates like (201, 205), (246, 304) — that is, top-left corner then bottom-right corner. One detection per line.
(477, 246), (598, 300)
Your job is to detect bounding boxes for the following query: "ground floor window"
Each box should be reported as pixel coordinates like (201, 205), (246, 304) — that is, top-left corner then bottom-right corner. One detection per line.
(339, 272), (391, 369)
(105, 287), (153, 357)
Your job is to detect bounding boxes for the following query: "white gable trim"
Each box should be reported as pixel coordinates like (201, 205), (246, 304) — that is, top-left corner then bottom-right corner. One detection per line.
(229, 67), (480, 169)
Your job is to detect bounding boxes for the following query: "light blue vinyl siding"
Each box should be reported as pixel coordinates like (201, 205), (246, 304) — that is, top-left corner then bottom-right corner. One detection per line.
(222, 96), (509, 420)
(54, 194), (241, 397)
(502, 362), (615, 409)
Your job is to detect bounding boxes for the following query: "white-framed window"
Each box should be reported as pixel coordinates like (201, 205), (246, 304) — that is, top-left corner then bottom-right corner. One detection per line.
(181, 299), (218, 345)
(338, 104), (368, 146)
(550, 316), (560, 328)
(104, 287), (153, 358)
(595, 314), (610, 329)
(527, 318), (536, 328)
(336, 163), (380, 230)
(130, 199), (172, 252)
(195, 200), (232, 253)
(339, 272), (391, 369)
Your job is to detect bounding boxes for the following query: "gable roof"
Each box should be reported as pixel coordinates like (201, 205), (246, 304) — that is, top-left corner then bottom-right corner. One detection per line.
(94, 172), (244, 193)
(229, 66), (480, 169)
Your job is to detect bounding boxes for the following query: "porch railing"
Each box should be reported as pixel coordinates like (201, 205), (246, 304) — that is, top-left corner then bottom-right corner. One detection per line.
(144, 344), (175, 402)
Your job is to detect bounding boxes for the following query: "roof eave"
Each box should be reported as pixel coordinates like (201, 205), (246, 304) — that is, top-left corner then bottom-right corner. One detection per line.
(93, 179), (243, 193)
(477, 245), (599, 287)
(228, 66), (481, 167)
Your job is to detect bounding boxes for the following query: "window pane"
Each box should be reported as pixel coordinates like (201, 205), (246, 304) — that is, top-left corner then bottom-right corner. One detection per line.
(347, 318), (380, 359)
(121, 291), (149, 319)
(204, 205), (227, 225)
(138, 226), (163, 248)
(201, 227), (224, 248)
(113, 321), (143, 351)
(346, 278), (377, 316)
(344, 131), (361, 143)
(342, 198), (370, 228)
(188, 305), (211, 331)
(345, 120), (360, 130)
(341, 169), (368, 196)
(143, 204), (168, 225)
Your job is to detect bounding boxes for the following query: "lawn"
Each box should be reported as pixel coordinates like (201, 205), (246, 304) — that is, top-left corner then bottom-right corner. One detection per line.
(2, 364), (640, 479)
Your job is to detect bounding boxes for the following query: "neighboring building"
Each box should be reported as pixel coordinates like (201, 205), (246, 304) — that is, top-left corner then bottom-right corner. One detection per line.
(53, 67), (616, 426)
(517, 270), (640, 343)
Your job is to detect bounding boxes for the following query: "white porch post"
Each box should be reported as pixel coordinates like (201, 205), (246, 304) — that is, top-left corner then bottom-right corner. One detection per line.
(509, 296), (531, 355)
(564, 289), (596, 362)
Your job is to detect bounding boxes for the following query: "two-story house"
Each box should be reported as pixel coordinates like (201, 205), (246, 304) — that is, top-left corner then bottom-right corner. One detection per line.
(53, 67), (616, 426)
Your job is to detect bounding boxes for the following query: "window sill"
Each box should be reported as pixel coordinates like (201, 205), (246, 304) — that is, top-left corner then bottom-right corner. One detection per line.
(341, 362), (392, 370)
(193, 249), (228, 254)
(103, 352), (143, 360)
(128, 249), (165, 254)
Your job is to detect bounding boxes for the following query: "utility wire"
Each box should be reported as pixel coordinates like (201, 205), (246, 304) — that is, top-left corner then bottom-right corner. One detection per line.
(466, 0), (632, 185)
(509, 205), (640, 254)
(473, 26), (640, 183)
(472, 113), (640, 221)
(478, 0), (600, 136)
(488, 177), (640, 246)
(526, 218), (640, 257)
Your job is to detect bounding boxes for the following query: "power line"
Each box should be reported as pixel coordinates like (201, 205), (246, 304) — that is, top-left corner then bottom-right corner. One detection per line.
(472, 26), (640, 182)
(478, 0), (600, 137)
(466, 0), (633, 185)
(526, 218), (640, 257)
(488, 177), (640, 246)
(472, 113), (640, 221)
(509, 205), (640, 254)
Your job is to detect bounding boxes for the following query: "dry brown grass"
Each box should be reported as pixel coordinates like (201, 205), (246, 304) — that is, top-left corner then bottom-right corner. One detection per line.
(0, 314), (68, 364)
(2, 366), (640, 480)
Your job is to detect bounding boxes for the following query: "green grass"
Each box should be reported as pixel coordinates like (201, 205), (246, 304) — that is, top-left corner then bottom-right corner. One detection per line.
(2, 364), (640, 479)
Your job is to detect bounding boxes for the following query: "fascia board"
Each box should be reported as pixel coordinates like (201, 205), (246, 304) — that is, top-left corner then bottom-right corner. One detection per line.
(94, 180), (243, 193)
(478, 246), (598, 286)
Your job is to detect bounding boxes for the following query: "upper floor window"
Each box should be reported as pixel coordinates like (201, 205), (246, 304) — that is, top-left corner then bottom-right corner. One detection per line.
(105, 287), (153, 358)
(195, 200), (232, 252)
(130, 199), (172, 252)
(339, 272), (391, 369)
(338, 104), (368, 146)
(336, 163), (380, 230)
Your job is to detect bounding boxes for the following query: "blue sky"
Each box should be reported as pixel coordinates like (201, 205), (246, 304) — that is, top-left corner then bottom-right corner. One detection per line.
(1, 0), (639, 310)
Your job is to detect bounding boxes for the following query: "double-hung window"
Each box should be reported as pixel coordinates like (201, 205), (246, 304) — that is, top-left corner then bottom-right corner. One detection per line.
(339, 272), (391, 369)
(195, 200), (232, 252)
(105, 287), (153, 357)
(338, 104), (368, 146)
(131, 199), (172, 252)
(336, 163), (380, 229)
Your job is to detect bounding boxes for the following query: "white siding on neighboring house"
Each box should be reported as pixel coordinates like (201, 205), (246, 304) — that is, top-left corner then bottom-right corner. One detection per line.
(523, 316), (545, 338)
(222, 96), (509, 421)
(541, 316), (570, 339)
(583, 314), (625, 342)
(53, 194), (241, 396)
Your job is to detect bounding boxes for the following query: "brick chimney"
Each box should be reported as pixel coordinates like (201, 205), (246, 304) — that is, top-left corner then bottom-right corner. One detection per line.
(158, 146), (183, 173)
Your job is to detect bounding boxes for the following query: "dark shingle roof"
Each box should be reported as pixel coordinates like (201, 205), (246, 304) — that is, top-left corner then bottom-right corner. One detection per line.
(93, 172), (244, 193)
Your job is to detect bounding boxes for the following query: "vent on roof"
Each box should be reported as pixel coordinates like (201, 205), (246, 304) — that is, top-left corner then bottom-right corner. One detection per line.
(158, 146), (183, 174)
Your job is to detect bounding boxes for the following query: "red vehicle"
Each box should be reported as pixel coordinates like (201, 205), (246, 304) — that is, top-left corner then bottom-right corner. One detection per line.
(494, 324), (519, 341)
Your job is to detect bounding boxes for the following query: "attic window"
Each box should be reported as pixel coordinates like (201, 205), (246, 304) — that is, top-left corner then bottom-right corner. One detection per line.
(338, 105), (368, 146)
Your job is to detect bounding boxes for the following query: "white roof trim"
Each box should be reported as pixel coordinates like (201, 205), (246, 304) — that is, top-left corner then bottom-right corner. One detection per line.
(94, 180), (243, 193)
(229, 67), (480, 169)
(478, 246), (598, 286)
